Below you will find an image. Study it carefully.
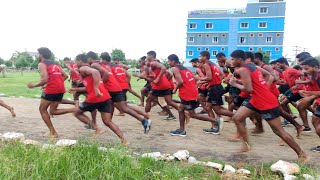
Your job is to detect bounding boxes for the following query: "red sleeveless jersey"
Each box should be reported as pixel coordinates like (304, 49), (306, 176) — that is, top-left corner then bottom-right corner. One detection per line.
(176, 65), (198, 101)
(99, 64), (123, 92)
(69, 63), (81, 81)
(242, 64), (279, 110)
(197, 68), (208, 90)
(207, 61), (222, 86)
(305, 72), (320, 103)
(260, 64), (280, 97)
(110, 64), (129, 90)
(169, 78), (175, 90)
(82, 75), (110, 103)
(41, 60), (66, 94)
(150, 68), (171, 90)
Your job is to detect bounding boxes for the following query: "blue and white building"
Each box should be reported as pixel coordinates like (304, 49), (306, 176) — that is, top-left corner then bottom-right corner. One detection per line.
(186, 0), (286, 64)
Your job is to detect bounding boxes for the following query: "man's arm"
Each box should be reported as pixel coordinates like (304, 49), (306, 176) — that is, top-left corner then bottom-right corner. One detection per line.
(61, 67), (69, 81)
(124, 70), (131, 83)
(69, 87), (86, 93)
(263, 64), (278, 82)
(199, 63), (212, 83)
(196, 68), (204, 77)
(151, 62), (166, 84)
(79, 66), (102, 97)
(171, 67), (183, 94)
(229, 68), (253, 93)
(27, 63), (48, 88)
(91, 63), (110, 82)
(258, 67), (274, 87)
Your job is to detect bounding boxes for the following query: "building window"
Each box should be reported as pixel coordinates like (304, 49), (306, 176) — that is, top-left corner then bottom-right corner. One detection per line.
(188, 50), (193, 56)
(258, 47), (262, 51)
(212, 51), (218, 56)
(276, 33), (281, 37)
(212, 37), (219, 43)
(275, 47), (280, 51)
(249, 47), (254, 52)
(221, 33), (226, 37)
(198, 34), (202, 37)
(240, 22), (249, 28)
(240, 37), (246, 44)
(250, 33), (254, 37)
(221, 47), (225, 51)
(197, 47), (201, 51)
(266, 36), (272, 42)
(266, 51), (272, 56)
(206, 34), (210, 38)
(188, 37), (194, 42)
(205, 23), (213, 29)
(258, 33), (263, 37)
(189, 23), (197, 29)
(259, 22), (267, 28)
(205, 48), (209, 51)
(259, 7), (268, 14)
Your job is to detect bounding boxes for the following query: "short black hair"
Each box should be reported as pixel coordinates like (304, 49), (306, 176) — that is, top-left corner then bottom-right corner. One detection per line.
(76, 54), (88, 63)
(216, 52), (226, 58)
(300, 57), (319, 67)
(189, 58), (199, 63)
(37, 47), (52, 59)
(86, 51), (98, 60)
(254, 52), (263, 61)
(276, 57), (289, 66)
(200, 51), (210, 60)
(63, 57), (71, 61)
(245, 52), (254, 62)
(147, 51), (157, 58)
(167, 54), (180, 64)
(100, 52), (111, 62)
(293, 65), (302, 70)
(140, 56), (147, 61)
(231, 50), (246, 60)
(296, 52), (311, 59)
(298, 54), (312, 62)
(270, 60), (277, 65)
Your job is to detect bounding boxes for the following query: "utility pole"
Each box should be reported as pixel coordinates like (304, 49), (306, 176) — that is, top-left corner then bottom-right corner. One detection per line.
(293, 46), (301, 65)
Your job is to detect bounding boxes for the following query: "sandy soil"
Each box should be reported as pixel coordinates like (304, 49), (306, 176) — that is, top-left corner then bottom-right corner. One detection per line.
(0, 97), (319, 166)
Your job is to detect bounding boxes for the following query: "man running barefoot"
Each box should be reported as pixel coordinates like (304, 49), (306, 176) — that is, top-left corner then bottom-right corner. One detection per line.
(167, 54), (218, 136)
(72, 54), (127, 145)
(0, 99), (16, 117)
(229, 50), (308, 163)
(27, 47), (76, 138)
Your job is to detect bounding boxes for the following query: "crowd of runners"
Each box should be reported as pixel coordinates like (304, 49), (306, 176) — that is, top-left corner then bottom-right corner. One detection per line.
(1, 47), (320, 163)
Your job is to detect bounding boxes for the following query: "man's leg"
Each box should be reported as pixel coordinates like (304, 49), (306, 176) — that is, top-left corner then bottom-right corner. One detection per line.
(297, 99), (312, 129)
(101, 112), (127, 145)
(115, 102), (144, 122)
(197, 94), (207, 113)
(139, 87), (149, 107)
(74, 109), (103, 135)
(39, 99), (57, 138)
(145, 94), (158, 117)
(169, 104), (187, 137)
(164, 95), (179, 110)
(267, 117), (308, 163)
(0, 99), (16, 117)
(212, 105), (234, 117)
(49, 102), (76, 115)
(60, 99), (76, 105)
(311, 115), (320, 152)
(279, 107), (304, 137)
(129, 87), (142, 100)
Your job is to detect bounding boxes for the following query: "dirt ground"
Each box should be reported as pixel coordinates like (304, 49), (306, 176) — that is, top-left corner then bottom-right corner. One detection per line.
(0, 97), (319, 166)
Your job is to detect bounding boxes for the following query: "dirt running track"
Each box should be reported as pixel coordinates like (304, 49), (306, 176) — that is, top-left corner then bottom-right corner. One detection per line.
(0, 97), (319, 166)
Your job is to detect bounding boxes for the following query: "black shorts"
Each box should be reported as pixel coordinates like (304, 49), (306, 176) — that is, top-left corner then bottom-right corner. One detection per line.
(181, 99), (199, 110)
(198, 88), (208, 97)
(284, 89), (302, 102)
(109, 91), (126, 102)
(144, 82), (152, 91)
(207, 84), (224, 106)
(233, 96), (250, 107)
(80, 99), (111, 113)
(122, 89), (128, 101)
(151, 89), (172, 97)
(229, 86), (240, 97)
(243, 101), (280, 121)
(278, 85), (290, 94)
(41, 92), (64, 102)
(313, 105), (320, 118)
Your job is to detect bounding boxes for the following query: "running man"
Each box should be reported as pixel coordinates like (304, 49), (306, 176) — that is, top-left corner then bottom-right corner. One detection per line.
(27, 47), (76, 138)
(71, 53), (127, 145)
(167, 54), (219, 136)
(0, 99), (16, 117)
(229, 50), (308, 163)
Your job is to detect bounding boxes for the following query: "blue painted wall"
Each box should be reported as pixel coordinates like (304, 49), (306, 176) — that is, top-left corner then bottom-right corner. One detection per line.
(238, 17), (284, 31)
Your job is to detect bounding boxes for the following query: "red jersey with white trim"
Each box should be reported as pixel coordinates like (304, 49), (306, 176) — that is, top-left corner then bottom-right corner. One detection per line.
(176, 65), (198, 101)
(207, 61), (222, 86)
(69, 63), (81, 81)
(41, 60), (66, 94)
(110, 64), (129, 90)
(150, 67), (171, 90)
(100, 64), (123, 92)
(82, 75), (110, 103)
(241, 64), (279, 110)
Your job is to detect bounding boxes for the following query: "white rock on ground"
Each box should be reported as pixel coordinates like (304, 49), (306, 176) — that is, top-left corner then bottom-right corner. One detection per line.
(237, 169), (251, 175)
(23, 139), (41, 145)
(205, 162), (223, 171)
(98, 147), (108, 152)
(173, 150), (189, 161)
(284, 174), (298, 180)
(2, 132), (25, 142)
(141, 152), (162, 160)
(55, 139), (77, 147)
(159, 154), (175, 161)
(187, 156), (198, 164)
(270, 160), (300, 175)
(224, 165), (236, 173)
(303, 174), (315, 180)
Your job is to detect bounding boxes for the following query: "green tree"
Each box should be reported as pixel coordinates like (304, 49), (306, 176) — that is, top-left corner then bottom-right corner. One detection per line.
(5, 61), (12, 67)
(111, 49), (126, 62)
(10, 51), (34, 68)
(0, 57), (5, 65)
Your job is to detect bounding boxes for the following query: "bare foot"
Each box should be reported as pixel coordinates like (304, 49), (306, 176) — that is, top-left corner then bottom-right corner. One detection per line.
(251, 128), (264, 134)
(185, 111), (191, 125)
(157, 111), (168, 116)
(43, 132), (58, 139)
(235, 143), (251, 154)
(121, 139), (130, 146)
(94, 128), (106, 136)
(10, 107), (16, 118)
(278, 139), (286, 146)
(298, 153), (310, 164)
(296, 126), (305, 139)
(228, 133), (241, 142)
(145, 112), (151, 119)
(115, 113), (125, 116)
